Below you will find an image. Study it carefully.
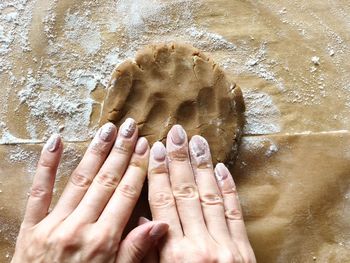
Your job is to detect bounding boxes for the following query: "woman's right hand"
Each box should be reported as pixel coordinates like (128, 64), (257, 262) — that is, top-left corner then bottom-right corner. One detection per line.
(147, 125), (256, 263)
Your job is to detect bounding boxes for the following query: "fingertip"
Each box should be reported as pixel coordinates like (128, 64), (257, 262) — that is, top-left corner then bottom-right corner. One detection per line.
(150, 141), (166, 161)
(43, 134), (62, 153)
(119, 118), (137, 138)
(188, 135), (212, 168)
(168, 124), (187, 146)
(138, 216), (150, 225)
(99, 122), (118, 142)
(149, 221), (169, 240)
(214, 163), (230, 181)
(135, 137), (149, 155)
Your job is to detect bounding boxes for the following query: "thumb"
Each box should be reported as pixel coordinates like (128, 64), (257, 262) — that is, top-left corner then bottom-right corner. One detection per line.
(115, 219), (168, 263)
(138, 217), (159, 263)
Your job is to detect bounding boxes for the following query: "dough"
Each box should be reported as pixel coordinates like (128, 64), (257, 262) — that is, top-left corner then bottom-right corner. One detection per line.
(101, 43), (245, 163)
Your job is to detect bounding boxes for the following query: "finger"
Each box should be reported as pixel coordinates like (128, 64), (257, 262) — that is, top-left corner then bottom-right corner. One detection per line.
(138, 217), (159, 263)
(148, 142), (183, 238)
(69, 118), (138, 224)
(98, 137), (148, 233)
(166, 125), (206, 238)
(189, 136), (231, 243)
(116, 221), (168, 263)
(50, 123), (117, 221)
(214, 163), (254, 256)
(22, 134), (63, 228)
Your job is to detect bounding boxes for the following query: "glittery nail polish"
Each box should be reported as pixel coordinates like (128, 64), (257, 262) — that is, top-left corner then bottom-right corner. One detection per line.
(99, 123), (116, 142)
(120, 118), (136, 138)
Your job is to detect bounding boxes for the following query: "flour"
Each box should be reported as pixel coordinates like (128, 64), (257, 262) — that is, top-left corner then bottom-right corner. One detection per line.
(6, 145), (38, 176)
(241, 136), (279, 158)
(0, 0), (286, 146)
(243, 90), (281, 135)
(311, 56), (320, 65)
(64, 11), (102, 55)
(185, 27), (237, 51)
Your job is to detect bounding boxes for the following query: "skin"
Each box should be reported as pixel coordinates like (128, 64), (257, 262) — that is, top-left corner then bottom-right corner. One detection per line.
(147, 125), (256, 263)
(12, 119), (168, 263)
(12, 121), (256, 263)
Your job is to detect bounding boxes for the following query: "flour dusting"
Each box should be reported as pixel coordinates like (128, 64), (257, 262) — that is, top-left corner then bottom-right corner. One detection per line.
(243, 91), (281, 135)
(0, 0), (284, 145)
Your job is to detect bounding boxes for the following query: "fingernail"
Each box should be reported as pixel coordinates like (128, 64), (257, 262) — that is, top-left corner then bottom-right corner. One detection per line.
(44, 134), (61, 152)
(99, 123), (116, 142)
(138, 217), (150, 225)
(215, 163), (229, 181)
(120, 118), (136, 138)
(149, 223), (169, 240)
(135, 137), (148, 155)
(189, 135), (210, 165)
(151, 142), (166, 161)
(170, 125), (186, 145)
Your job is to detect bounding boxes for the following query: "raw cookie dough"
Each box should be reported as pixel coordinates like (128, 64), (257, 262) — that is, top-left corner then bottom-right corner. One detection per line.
(101, 43), (245, 163)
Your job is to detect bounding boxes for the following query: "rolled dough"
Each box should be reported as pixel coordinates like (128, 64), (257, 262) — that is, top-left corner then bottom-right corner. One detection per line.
(101, 43), (245, 163)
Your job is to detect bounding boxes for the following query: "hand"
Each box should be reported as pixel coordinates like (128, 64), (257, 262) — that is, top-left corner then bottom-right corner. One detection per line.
(12, 119), (168, 263)
(147, 125), (256, 263)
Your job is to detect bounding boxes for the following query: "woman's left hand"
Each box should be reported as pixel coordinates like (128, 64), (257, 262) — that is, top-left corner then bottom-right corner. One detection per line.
(12, 119), (168, 263)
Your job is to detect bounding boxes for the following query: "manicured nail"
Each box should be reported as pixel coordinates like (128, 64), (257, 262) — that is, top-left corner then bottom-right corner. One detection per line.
(45, 134), (61, 152)
(151, 142), (166, 161)
(215, 163), (229, 181)
(135, 137), (148, 155)
(189, 135), (210, 165)
(120, 118), (136, 138)
(149, 223), (169, 240)
(99, 123), (116, 142)
(170, 125), (186, 145)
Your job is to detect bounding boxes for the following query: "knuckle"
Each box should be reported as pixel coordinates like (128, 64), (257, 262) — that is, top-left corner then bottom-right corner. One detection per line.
(240, 251), (256, 263)
(173, 183), (199, 200)
(38, 157), (55, 169)
(89, 140), (111, 156)
(222, 187), (238, 196)
(92, 235), (115, 254)
(117, 184), (139, 200)
(225, 208), (243, 220)
(86, 227), (119, 255)
(128, 159), (143, 168)
(95, 171), (120, 189)
(29, 186), (50, 199)
(31, 235), (46, 251)
(219, 250), (236, 263)
(149, 164), (168, 175)
(70, 170), (92, 189)
(234, 254), (245, 263)
(200, 193), (223, 206)
(48, 230), (76, 250)
(195, 251), (213, 263)
(167, 146), (189, 162)
(113, 139), (132, 155)
(150, 191), (175, 208)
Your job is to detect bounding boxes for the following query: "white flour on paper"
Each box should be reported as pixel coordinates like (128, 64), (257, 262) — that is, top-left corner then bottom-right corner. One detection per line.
(243, 90), (281, 135)
(0, 0), (285, 145)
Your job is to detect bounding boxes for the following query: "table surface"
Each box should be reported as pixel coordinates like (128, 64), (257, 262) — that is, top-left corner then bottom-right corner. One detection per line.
(0, 0), (350, 262)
